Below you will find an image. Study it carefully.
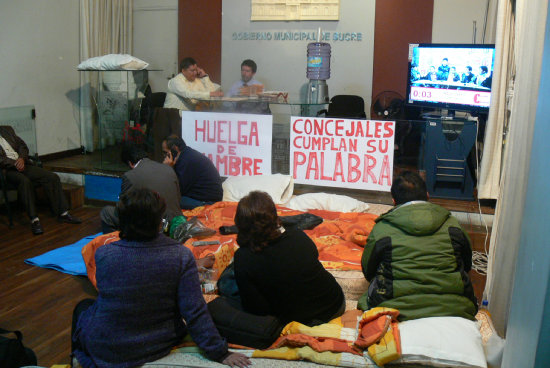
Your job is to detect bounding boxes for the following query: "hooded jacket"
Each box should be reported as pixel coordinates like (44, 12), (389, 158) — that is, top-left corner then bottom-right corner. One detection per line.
(358, 201), (477, 321)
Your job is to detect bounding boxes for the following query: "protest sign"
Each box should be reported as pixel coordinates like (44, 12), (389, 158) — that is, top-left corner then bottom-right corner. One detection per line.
(182, 111), (273, 176)
(290, 117), (395, 191)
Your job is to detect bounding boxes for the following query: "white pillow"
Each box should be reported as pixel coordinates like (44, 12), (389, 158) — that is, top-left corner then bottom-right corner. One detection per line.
(222, 174), (294, 205)
(77, 54), (149, 70)
(284, 193), (370, 213)
(391, 317), (487, 368)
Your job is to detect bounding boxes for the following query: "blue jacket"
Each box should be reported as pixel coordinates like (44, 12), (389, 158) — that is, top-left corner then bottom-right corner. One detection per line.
(73, 234), (227, 368)
(174, 146), (223, 202)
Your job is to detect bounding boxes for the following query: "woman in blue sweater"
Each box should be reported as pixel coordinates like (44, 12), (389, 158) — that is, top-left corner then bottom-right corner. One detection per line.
(71, 188), (250, 368)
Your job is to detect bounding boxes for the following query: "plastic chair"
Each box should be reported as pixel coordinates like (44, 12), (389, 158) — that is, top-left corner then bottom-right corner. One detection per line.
(317, 95), (367, 119)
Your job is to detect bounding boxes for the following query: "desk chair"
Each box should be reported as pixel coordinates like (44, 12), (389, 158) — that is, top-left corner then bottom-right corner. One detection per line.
(150, 107), (181, 162)
(317, 95), (367, 119)
(142, 92), (168, 158)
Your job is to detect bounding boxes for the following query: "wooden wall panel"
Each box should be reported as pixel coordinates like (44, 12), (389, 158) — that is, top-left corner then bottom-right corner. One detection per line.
(371, 0), (433, 104)
(178, 0), (222, 83)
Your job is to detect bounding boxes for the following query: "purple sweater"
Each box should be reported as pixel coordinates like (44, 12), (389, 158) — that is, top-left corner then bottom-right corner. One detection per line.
(73, 234), (227, 368)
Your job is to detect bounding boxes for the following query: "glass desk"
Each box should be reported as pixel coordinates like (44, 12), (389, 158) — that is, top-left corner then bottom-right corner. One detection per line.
(193, 96), (327, 116)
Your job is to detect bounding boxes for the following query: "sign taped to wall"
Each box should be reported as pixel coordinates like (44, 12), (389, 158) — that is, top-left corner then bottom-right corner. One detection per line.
(290, 116), (395, 191)
(182, 111), (272, 176)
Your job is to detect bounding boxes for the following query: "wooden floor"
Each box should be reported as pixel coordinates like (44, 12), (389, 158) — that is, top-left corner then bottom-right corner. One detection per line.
(0, 200), (490, 367)
(0, 204), (101, 367)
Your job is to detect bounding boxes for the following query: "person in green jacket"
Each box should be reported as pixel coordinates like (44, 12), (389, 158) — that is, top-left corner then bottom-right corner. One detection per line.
(358, 171), (478, 321)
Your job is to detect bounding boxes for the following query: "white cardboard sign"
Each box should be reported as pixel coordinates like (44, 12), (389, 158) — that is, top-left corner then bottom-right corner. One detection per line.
(181, 111), (272, 176)
(290, 116), (395, 191)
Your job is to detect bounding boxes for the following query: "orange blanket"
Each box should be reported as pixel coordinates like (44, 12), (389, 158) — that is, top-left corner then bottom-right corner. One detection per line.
(82, 202), (377, 289)
(82, 232), (121, 288)
(181, 201), (377, 271)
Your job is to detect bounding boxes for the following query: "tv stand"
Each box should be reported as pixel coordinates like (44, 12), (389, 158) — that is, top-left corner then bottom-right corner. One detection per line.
(421, 115), (478, 200)
(421, 112), (443, 120)
(422, 110), (473, 121)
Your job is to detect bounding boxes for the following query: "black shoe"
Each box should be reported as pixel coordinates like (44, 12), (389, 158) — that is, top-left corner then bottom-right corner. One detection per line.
(31, 220), (44, 235)
(58, 213), (82, 224)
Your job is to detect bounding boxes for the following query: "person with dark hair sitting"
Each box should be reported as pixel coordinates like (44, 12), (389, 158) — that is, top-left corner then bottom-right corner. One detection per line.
(162, 135), (223, 209)
(163, 56), (223, 112)
(232, 191), (345, 326)
(100, 141), (182, 233)
(410, 63), (421, 82)
(227, 59), (264, 97)
(72, 188), (251, 368)
(0, 125), (81, 235)
(476, 65), (491, 87)
(461, 65), (476, 84)
(358, 171), (478, 321)
(436, 57), (450, 80)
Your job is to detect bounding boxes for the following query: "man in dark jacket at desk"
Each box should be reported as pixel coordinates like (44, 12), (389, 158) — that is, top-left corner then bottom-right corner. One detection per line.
(358, 171), (478, 321)
(162, 135), (223, 209)
(0, 125), (81, 235)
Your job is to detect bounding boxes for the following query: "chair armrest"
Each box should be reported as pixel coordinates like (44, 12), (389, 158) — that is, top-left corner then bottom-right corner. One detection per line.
(316, 109), (328, 117)
(28, 154), (43, 168)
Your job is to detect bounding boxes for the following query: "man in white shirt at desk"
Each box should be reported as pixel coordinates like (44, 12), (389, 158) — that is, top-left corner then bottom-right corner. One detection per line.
(164, 57), (223, 111)
(227, 59), (263, 97)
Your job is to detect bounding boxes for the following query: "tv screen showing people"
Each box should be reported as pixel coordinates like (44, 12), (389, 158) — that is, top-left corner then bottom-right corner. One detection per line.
(407, 44), (496, 113)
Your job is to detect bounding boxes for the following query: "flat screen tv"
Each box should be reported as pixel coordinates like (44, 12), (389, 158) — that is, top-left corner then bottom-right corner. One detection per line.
(406, 43), (496, 115)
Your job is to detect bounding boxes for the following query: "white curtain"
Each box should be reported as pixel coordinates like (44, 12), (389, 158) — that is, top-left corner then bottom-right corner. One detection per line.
(80, 0), (133, 59)
(484, 0), (548, 335)
(79, 0), (133, 151)
(477, 0), (515, 200)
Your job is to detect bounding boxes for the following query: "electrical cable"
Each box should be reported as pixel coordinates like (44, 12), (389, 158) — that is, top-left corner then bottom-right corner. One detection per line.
(471, 116), (490, 275)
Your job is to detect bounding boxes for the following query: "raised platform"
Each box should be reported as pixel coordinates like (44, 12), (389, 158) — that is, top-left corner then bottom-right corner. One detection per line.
(42, 146), (126, 176)
(42, 152), (496, 216)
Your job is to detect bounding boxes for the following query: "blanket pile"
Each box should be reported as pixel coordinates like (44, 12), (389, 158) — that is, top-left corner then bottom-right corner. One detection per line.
(236, 307), (401, 367)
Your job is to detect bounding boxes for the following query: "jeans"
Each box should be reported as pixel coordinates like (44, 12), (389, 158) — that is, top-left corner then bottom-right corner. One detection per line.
(180, 196), (214, 210)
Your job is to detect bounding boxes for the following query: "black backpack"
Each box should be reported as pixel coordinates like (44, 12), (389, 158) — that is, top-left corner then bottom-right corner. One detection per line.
(0, 328), (37, 368)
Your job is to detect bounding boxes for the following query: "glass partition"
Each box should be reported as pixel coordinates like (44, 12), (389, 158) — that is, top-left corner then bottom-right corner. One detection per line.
(80, 69), (152, 172)
(77, 81), (481, 200)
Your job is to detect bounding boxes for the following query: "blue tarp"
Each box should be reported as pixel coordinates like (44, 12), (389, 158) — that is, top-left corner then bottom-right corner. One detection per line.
(24, 233), (102, 276)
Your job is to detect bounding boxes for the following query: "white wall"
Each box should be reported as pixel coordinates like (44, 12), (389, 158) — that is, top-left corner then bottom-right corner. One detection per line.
(0, 0), (80, 155)
(221, 0), (375, 103)
(133, 0), (179, 93)
(433, 0), (490, 43)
